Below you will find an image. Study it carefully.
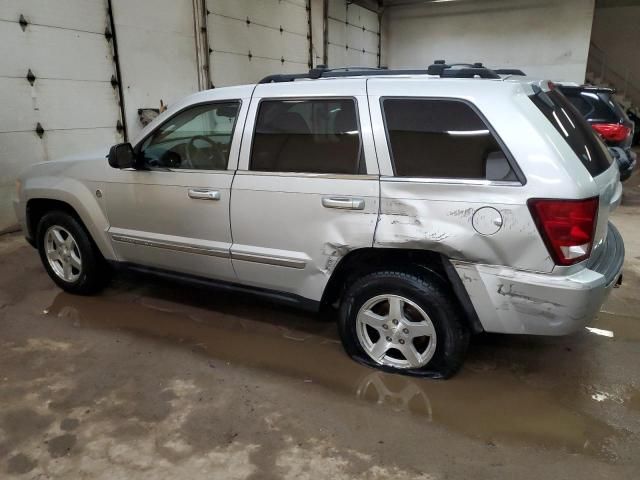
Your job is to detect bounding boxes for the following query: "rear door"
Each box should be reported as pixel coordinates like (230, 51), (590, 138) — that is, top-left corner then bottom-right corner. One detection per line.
(229, 79), (379, 302)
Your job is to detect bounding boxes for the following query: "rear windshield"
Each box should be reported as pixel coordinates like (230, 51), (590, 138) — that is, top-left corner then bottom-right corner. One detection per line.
(530, 89), (613, 177)
(560, 88), (620, 123)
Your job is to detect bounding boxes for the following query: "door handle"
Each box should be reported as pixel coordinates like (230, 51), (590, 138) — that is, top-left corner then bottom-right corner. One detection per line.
(321, 196), (365, 210)
(188, 189), (221, 201)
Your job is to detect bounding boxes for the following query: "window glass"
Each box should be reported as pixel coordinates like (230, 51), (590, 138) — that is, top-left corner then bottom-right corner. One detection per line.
(562, 92), (595, 117)
(382, 99), (516, 181)
(530, 89), (612, 177)
(250, 99), (363, 174)
(140, 102), (240, 170)
(560, 88), (619, 122)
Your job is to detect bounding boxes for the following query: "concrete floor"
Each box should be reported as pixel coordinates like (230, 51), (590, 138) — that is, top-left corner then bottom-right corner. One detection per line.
(1, 206), (639, 479)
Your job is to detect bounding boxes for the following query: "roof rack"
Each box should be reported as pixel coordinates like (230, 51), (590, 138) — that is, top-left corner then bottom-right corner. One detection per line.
(258, 61), (501, 83)
(493, 68), (527, 76)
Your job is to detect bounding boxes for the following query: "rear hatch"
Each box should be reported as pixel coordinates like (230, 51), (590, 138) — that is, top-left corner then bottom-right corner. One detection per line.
(529, 85), (621, 260)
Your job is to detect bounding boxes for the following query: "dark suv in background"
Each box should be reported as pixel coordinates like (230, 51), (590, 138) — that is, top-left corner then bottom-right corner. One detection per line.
(627, 108), (640, 146)
(558, 84), (636, 181)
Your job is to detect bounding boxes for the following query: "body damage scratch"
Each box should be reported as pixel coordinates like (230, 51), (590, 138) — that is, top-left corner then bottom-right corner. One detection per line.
(497, 284), (564, 309)
(321, 243), (353, 275)
(374, 196), (553, 272)
(448, 208), (474, 218)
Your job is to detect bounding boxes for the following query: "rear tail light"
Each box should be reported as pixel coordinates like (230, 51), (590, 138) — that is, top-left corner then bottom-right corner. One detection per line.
(591, 123), (631, 143)
(528, 197), (599, 266)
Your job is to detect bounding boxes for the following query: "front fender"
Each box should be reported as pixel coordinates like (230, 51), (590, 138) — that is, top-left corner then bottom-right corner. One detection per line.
(23, 176), (116, 260)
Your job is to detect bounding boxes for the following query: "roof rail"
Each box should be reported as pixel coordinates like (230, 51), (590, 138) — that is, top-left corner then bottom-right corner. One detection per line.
(426, 62), (500, 79)
(258, 61), (501, 83)
(494, 68), (527, 76)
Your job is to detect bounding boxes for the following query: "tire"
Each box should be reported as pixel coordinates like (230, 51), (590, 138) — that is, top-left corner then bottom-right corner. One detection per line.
(338, 270), (469, 379)
(37, 211), (111, 295)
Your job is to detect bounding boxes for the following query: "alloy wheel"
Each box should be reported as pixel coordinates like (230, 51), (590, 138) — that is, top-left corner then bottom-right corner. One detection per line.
(356, 294), (437, 369)
(44, 225), (82, 283)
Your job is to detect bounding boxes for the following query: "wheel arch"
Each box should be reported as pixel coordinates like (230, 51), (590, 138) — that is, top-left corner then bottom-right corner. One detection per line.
(322, 247), (483, 334)
(25, 181), (115, 260)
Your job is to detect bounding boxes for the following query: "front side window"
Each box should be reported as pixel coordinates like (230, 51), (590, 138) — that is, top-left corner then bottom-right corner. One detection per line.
(382, 98), (517, 181)
(250, 98), (363, 174)
(139, 101), (240, 170)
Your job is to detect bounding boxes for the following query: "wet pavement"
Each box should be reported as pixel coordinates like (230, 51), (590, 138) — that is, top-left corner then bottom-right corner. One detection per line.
(1, 207), (639, 479)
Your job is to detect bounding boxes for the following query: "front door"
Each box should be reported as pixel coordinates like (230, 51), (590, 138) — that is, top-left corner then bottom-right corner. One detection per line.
(229, 80), (380, 302)
(103, 95), (249, 282)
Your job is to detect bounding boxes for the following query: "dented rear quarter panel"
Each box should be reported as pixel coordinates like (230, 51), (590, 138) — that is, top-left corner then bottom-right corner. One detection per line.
(374, 182), (554, 272)
(365, 77), (623, 335)
(366, 79), (578, 273)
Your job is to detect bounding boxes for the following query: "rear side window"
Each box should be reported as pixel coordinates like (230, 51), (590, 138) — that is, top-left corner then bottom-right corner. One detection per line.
(382, 98), (517, 181)
(530, 89), (612, 177)
(250, 98), (363, 174)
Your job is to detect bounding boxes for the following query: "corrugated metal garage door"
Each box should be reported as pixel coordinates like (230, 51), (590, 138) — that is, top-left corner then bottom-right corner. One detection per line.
(327, 0), (379, 68)
(206, 0), (311, 87)
(0, 0), (123, 230)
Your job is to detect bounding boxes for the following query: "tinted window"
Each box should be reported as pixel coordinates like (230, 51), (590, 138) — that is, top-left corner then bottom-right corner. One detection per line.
(560, 88), (619, 123)
(382, 99), (517, 181)
(251, 99), (363, 174)
(140, 102), (240, 170)
(530, 89), (612, 177)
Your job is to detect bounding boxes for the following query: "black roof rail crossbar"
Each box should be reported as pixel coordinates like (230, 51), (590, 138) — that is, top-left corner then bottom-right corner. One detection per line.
(494, 68), (527, 76)
(259, 68), (440, 83)
(427, 61), (500, 79)
(441, 68), (499, 79)
(258, 61), (501, 83)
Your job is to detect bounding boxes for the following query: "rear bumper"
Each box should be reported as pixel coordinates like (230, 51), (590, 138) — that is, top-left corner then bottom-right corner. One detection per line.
(454, 223), (624, 335)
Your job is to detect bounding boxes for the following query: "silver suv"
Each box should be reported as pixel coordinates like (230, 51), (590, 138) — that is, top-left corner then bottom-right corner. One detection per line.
(13, 66), (625, 378)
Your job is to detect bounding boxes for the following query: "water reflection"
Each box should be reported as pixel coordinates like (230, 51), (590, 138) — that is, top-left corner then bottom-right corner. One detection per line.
(355, 371), (433, 420)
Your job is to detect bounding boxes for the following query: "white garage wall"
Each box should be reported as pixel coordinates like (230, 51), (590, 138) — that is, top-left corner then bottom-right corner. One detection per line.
(327, 0), (380, 68)
(590, 4), (640, 101)
(111, 0), (200, 140)
(207, 0), (312, 87)
(310, 0), (325, 67)
(384, 0), (595, 83)
(0, 0), (123, 232)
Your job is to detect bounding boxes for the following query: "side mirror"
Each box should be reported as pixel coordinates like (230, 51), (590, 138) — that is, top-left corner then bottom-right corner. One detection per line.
(108, 143), (136, 169)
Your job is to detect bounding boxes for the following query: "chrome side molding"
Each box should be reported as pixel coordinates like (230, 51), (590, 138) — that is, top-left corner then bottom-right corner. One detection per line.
(111, 234), (306, 269)
(111, 234), (230, 258)
(231, 251), (306, 269)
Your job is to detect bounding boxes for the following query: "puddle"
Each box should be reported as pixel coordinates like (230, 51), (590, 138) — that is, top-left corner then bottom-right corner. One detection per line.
(42, 273), (631, 460)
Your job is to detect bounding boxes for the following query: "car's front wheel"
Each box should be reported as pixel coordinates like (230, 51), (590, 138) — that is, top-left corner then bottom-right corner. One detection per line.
(338, 270), (469, 379)
(37, 211), (110, 294)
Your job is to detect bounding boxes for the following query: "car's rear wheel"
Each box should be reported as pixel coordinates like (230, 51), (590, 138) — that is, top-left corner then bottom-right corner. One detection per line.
(338, 270), (469, 379)
(37, 211), (110, 294)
